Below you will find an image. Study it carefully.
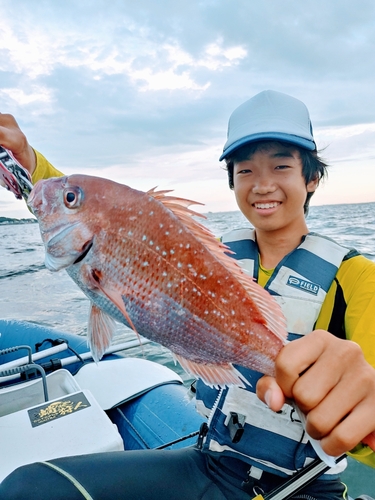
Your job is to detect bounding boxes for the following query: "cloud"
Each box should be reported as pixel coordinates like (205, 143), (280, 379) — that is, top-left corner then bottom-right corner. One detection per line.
(0, 0), (375, 219)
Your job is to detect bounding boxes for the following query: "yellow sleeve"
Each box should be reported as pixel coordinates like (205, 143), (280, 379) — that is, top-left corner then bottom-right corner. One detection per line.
(347, 443), (375, 468)
(317, 255), (375, 366)
(31, 149), (64, 184)
(317, 255), (375, 467)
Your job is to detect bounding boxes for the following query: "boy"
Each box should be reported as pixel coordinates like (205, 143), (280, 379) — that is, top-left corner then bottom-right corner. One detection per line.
(0, 91), (375, 499)
(195, 91), (375, 498)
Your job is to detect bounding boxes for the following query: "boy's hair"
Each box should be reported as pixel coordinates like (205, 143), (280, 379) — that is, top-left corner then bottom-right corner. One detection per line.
(224, 141), (328, 214)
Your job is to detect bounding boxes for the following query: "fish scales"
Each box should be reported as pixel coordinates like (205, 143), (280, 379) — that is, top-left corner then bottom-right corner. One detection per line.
(89, 202), (277, 364)
(28, 174), (288, 387)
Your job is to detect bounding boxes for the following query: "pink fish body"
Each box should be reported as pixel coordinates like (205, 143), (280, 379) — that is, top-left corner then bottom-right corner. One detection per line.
(28, 174), (287, 387)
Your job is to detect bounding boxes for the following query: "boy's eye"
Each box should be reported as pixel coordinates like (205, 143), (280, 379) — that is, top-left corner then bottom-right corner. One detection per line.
(237, 168), (252, 174)
(275, 165), (289, 170)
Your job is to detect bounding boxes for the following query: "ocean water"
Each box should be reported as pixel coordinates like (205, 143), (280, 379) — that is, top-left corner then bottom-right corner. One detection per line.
(1, 202), (374, 382)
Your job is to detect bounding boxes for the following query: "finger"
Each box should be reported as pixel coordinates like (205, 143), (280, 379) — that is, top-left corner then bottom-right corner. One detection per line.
(320, 397), (375, 456)
(306, 346), (375, 437)
(305, 371), (369, 440)
(296, 339), (369, 417)
(0, 115), (21, 147)
(256, 375), (286, 412)
(275, 330), (331, 400)
(0, 113), (18, 128)
(275, 330), (358, 409)
(0, 119), (32, 171)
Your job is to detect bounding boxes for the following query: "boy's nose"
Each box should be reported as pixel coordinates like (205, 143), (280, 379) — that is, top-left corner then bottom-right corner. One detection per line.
(252, 175), (276, 194)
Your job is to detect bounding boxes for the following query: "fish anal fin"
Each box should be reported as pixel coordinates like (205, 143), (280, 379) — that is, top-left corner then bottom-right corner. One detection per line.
(174, 354), (250, 388)
(88, 303), (117, 361)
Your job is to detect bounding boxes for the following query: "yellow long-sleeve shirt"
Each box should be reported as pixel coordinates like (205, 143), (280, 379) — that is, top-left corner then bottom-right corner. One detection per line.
(31, 149), (64, 184)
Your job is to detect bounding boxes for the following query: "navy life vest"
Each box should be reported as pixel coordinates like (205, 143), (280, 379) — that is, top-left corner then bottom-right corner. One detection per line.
(196, 229), (354, 477)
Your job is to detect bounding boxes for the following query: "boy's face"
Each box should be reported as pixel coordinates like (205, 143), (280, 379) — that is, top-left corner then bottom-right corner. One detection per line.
(232, 143), (317, 236)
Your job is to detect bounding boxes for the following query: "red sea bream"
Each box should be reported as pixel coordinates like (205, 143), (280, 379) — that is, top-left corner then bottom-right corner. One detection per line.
(28, 174), (288, 387)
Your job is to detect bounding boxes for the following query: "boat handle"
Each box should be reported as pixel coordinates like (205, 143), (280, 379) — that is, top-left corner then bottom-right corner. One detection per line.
(0, 363), (49, 402)
(0, 345), (33, 364)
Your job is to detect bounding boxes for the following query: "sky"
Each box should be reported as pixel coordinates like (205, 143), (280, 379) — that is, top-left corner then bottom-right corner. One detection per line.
(1, 0), (375, 219)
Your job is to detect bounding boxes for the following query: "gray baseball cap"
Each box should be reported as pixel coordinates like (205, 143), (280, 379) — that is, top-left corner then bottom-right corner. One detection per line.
(219, 90), (316, 161)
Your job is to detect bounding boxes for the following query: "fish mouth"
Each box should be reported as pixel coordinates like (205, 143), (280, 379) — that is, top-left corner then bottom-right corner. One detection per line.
(43, 222), (94, 271)
(73, 239), (94, 264)
(44, 222), (82, 246)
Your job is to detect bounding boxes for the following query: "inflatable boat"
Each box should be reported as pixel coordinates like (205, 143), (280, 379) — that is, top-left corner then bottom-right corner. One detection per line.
(0, 319), (374, 499)
(0, 319), (203, 478)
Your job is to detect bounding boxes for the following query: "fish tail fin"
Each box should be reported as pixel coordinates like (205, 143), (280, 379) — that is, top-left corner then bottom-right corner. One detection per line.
(174, 354), (250, 388)
(88, 303), (117, 361)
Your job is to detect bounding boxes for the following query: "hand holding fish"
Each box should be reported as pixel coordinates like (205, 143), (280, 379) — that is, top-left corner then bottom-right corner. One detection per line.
(0, 113), (36, 175)
(256, 329), (375, 456)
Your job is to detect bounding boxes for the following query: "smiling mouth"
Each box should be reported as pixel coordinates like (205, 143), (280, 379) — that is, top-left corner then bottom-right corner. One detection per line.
(253, 202), (281, 209)
(73, 240), (94, 264)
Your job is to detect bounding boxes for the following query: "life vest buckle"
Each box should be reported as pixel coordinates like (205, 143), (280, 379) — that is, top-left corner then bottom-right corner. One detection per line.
(197, 422), (208, 449)
(225, 411), (246, 443)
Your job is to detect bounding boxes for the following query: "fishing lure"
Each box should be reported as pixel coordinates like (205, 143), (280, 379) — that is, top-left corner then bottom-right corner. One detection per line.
(0, 146), (33, 201)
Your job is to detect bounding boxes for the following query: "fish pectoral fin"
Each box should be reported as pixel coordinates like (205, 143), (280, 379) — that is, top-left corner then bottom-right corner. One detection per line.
(90, 272), (136, 331)
(88, 303), (117, 362)
(92, 277), (143, 347)
(174, 354), (249, 388)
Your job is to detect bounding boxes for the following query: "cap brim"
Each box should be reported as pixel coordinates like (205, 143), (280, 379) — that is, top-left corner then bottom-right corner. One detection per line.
(219, 132), (316, 161)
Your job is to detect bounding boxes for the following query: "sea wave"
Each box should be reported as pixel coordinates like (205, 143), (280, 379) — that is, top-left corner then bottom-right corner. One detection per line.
(0, 263), (45, 280)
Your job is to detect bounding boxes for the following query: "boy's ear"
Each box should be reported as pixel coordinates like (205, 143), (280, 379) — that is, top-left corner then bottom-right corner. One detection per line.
(307, 176), (319, 193)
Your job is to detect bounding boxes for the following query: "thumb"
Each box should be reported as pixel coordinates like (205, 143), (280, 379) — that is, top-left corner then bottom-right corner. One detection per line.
(256, 375), (286, 412)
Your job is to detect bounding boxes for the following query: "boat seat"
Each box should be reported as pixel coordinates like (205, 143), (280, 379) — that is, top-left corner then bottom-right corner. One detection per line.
(74, 357), (183, 410)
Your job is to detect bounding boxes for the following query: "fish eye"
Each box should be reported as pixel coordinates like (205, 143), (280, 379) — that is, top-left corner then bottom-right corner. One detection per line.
(63, 187), (82, 208)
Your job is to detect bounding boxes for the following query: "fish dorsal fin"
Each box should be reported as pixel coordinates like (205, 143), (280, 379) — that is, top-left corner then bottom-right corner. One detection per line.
(147, 188), (288, 345)
(147, 187), (206, 219)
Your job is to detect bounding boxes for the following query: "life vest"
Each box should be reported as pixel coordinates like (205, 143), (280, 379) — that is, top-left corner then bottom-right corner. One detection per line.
(196, 229), (353, 477)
